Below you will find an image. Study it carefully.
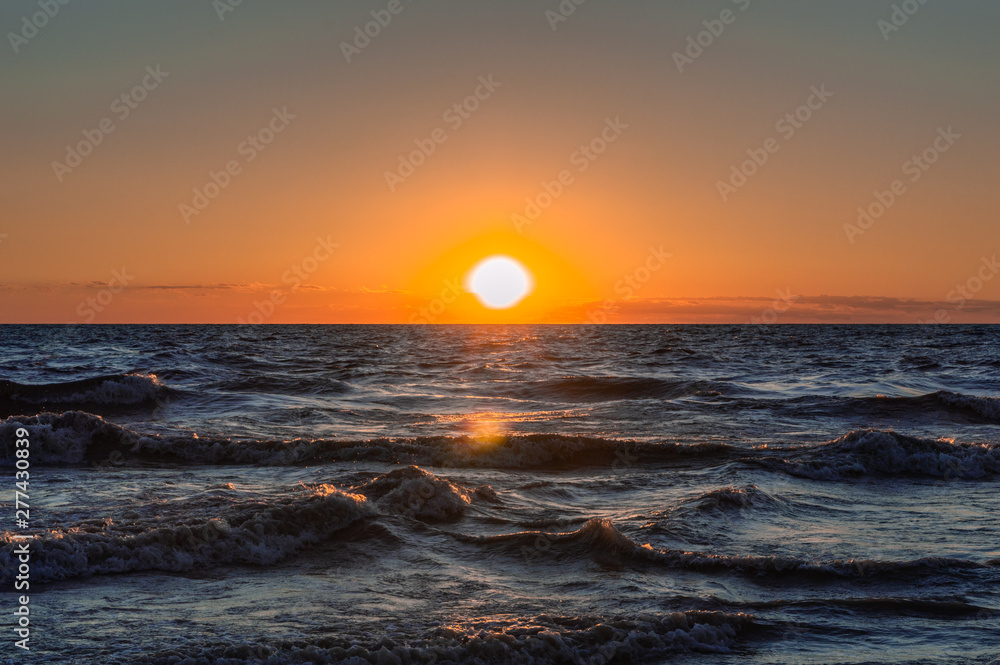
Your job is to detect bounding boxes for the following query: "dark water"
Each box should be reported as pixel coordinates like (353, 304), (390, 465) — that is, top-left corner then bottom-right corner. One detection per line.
(1, 324), (998, 664)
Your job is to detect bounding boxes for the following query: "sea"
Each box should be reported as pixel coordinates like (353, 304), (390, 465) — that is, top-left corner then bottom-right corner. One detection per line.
(1, 324), (998, 665)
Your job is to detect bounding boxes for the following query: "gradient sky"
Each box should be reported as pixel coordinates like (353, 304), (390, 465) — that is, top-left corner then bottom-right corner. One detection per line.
(2, 0), (999, 323)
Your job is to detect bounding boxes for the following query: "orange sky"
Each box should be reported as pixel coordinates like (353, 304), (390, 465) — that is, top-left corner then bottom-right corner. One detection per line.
(2, 1), (999, 323)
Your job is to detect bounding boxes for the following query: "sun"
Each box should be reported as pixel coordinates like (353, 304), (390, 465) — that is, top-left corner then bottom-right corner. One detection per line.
(465, 255), (534, 309)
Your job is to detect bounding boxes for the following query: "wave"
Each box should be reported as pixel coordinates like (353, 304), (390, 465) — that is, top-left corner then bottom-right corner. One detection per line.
(133, 610), (755, 664)
(0, 486), (374, 584)
(0, 411), (152, 465)
(874, 390), (1000, 423)
(736, 596), (995, 617)
(457, 519), (996, 581)
(762, 429), (1000, 480)
(935, 390), (1000, 421)
(352, 465), (500, 521)
(7, 414), (996, 482)
(776, 390), (1000, 424)
(900, 354), (943, 370)
(517, 376), (737, 402)
(0, 411), (731, 468)
(682, 485), (781, 511)
(0, 466), (499, 583)
(204, 374), (355, 396)
(0, 373), (169, 416)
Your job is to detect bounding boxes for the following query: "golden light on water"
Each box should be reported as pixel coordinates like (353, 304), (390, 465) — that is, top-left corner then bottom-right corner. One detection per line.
(443, 412), (510, 448)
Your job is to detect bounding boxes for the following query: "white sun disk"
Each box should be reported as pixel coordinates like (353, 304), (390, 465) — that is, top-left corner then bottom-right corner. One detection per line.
(465, 256), (534, 309)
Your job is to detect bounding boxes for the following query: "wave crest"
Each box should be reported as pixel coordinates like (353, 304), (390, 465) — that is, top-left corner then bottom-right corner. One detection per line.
(0, 413), (730, 469)
(936, 391), (1000, 421)
(355, 466), (498, 521)
(0, 373), (167, 415)
(460, 519), (994, 580)
(135, 610), (753, 664)
(766, 429), (1000, 480)
(684, 485), (779, 511)
(0, 487), (374, 583)
(0, 411), (144, 465)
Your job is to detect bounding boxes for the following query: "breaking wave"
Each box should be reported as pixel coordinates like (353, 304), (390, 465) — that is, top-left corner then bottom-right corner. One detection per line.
(784, 390), (1000, 424)
(0, 487), (374, 583)
(353, 465), (499, 521)
(762, 429), (1000, 480)
(0, 373), (169, 416)
(683, 485), (781, 511)
(457, 518), (996, 580)
(935, 390), (1000, 421)
(133, 610), (755, 664)
(7, 414), (998, 483)
(0, 411), (731, 469)
(0, 411), (151, 465)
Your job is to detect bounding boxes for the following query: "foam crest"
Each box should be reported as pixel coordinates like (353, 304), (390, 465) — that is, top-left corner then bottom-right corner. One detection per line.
(0, 487), (373, 583)
(462, 519), (994, 580)
(135, 610), (754, 664)
(0, 373), (166, 413)
(355, 466), (498, 521)
(684, 485), (778, 511)
(768, 429), (1000, 480)
(0, 411), (143, 465)
(937, 391), (1000, 421)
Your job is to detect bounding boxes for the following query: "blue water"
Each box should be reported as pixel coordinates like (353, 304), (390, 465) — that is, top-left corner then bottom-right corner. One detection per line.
(1, 325), (998, 664)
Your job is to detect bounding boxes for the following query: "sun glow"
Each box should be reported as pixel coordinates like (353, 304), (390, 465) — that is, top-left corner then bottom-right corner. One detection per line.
(406, 228), (594, 323)
(465, 255), (534, 309)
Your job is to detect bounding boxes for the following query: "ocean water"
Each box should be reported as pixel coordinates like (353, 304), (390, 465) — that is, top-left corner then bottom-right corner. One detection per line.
(1, 324), (998, 665)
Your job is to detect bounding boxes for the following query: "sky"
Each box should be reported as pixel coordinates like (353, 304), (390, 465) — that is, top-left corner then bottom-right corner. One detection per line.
(1, 0), (999, 323)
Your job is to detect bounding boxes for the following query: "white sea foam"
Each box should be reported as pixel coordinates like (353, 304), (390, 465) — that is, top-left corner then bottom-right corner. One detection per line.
(770, 429), (1000, 480)
(0, 411), (145, 465)
(464, 518), (991, 580)
(134, 610), (752, 664)
(0, 487), (374, 583)
(684, 484), (778, 511)
(937, 391), (1000, 421)
(62, 373), (164, 405)
(355, 466), (497, 521)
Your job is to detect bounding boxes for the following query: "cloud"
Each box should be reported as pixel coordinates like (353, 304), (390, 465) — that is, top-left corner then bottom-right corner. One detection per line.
(559, 295), (1000, 323)
(4, 282), (1000, 323)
